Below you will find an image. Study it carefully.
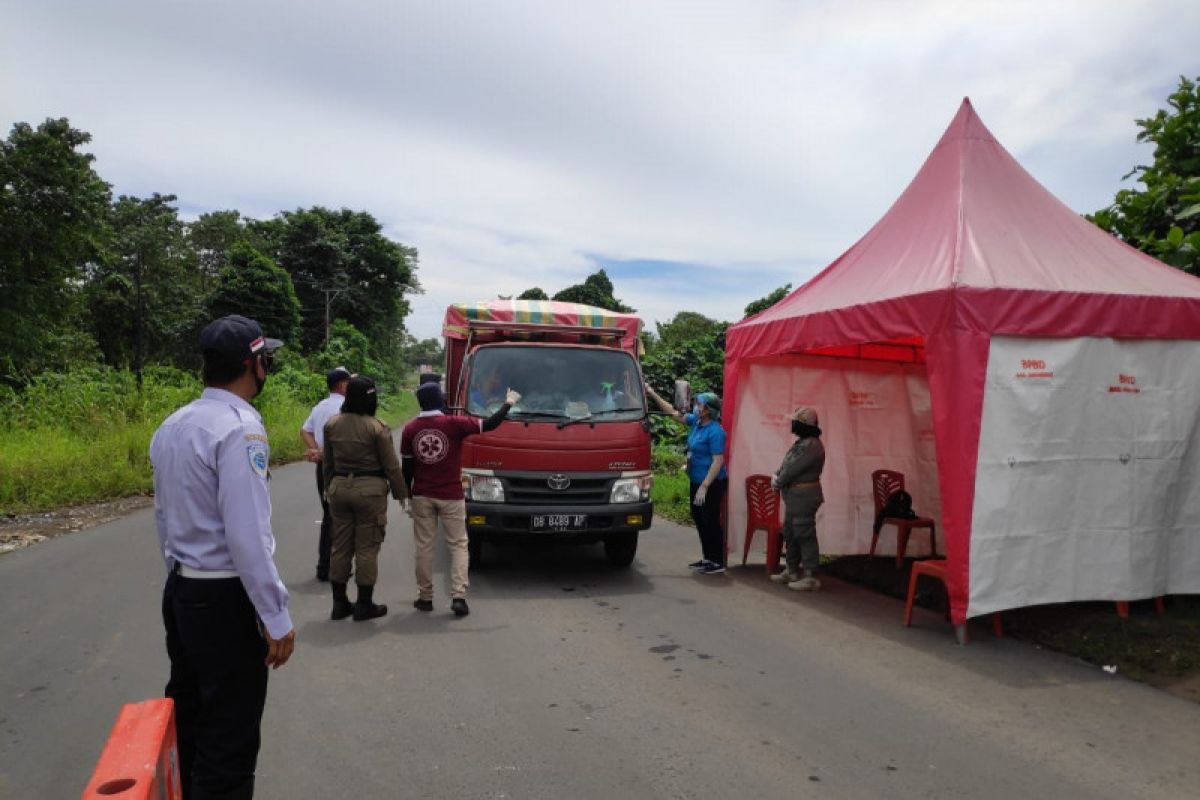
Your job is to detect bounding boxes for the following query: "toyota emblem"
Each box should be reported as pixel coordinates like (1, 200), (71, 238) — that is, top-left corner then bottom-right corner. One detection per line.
(547, 474), (571, 490)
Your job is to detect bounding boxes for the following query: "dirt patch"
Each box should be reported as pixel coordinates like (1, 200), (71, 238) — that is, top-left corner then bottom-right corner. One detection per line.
(0, 495), (154, 555)
(823, 555), (1200, 703)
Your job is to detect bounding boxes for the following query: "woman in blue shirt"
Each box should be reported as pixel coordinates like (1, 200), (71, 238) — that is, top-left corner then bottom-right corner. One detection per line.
(646, 385), (729, 574)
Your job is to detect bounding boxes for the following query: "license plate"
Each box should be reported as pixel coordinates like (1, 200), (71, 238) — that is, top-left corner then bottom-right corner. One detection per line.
(531, 514), (587, 531)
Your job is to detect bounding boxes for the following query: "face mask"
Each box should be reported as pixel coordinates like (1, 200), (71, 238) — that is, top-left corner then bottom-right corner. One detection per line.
(252, 354), (268, 397)
(792, 420), (821, 438)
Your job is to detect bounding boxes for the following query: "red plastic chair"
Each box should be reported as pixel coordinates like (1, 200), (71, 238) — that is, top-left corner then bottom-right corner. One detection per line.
(871, 469), (937, 568)
(904, 559), (1002, 643)
(741, 474), (784, 574)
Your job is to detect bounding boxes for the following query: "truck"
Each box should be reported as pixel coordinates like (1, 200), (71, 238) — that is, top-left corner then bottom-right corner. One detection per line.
(441, 299), (654, 567)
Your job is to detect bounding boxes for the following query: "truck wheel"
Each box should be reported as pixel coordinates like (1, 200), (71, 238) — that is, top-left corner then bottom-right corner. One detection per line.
(604, 533), (638, 567)
(468, 536), (484, 569)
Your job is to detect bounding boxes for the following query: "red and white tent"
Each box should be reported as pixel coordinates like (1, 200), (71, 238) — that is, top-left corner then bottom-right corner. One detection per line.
(723, 99), (1200, 623)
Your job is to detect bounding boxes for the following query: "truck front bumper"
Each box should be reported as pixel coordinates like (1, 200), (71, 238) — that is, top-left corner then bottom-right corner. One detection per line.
(465, 500), (653, 543)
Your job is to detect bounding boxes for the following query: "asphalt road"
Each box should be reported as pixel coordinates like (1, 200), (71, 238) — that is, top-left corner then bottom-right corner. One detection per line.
(2, 457), (1199, 799)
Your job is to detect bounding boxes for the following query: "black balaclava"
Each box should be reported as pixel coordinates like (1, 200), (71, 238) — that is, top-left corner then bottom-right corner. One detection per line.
(416, 382), (445, 412)
(792, 420), (821, 438)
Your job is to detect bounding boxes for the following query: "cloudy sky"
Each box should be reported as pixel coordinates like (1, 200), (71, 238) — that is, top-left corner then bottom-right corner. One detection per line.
(3, 1), (1198, 339)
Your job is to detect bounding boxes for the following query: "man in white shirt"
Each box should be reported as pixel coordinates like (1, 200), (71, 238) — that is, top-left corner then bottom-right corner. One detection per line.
(300, 367), (351, 581)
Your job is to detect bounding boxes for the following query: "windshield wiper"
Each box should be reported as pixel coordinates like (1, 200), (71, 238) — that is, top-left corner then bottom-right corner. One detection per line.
(588, 406), (643, 417)
(509, 409), (570, 419)
(556, 407), (643, 428)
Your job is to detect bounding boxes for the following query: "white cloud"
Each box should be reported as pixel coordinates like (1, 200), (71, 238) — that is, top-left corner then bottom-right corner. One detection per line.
(3, 0), (1197, 338)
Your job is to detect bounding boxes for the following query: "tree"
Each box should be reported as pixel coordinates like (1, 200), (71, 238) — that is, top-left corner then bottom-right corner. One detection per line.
(88, 193), (205, 377)
(1089, 76), (1200, 273)
(208, 243), (302, 346)
(273, 207), (420, 351)
(744, 284), (792, 318)
(552, 269), (634, 312)
(0, 118), (111, 379)
(311, 319), (378, 378)
(517, 287), (549, 300)
(655, 311), (723, 349)
(398, 333), (446, 372)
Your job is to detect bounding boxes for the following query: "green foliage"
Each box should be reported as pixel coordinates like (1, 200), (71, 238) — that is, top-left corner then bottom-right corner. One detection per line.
(89, 193), (206, 370)
(517, 287), (549, 300)
(0, 365), (325, 512)
(208, 243), (302, 347)
(1089, 76), (1200, 272)
(744, 284), (792, 318)
(552, 269), (634, 312)
(397, 333), (446, 373)
(272, 207), (420, 352)
(0, 118), (111, 380)
(309, 319), (380, 381)
(655, 311), (723, 348)
(650, 446), (693, 524)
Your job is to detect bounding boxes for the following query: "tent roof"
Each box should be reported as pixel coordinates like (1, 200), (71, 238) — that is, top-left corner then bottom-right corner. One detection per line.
(737, 99), (1200, 342)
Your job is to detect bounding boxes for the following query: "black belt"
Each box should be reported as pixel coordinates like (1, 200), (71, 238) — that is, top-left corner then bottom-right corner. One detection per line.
(332, 469), (386, 478)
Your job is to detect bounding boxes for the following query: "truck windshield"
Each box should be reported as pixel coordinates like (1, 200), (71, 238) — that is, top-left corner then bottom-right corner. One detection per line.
(467, 346), (645, 422)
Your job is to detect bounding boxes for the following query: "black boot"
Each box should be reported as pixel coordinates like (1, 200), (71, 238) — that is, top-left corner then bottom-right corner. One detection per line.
(353, 584), (388, 621)
(330, 581), (353, 620)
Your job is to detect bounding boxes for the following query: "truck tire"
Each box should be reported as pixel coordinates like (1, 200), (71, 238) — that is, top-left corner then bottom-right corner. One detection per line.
(604, 532), (638, 567)
(468, 536), (484, 570)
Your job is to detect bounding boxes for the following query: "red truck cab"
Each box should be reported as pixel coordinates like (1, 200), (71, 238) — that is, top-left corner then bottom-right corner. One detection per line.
(442, 301), (654, 566)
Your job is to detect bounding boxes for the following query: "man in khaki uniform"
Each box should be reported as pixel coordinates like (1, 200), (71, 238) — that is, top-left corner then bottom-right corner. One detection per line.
(322, 376), (409, 621)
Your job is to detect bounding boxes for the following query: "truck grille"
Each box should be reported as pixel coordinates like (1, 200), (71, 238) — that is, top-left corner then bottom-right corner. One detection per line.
(503, 474), (613, 505)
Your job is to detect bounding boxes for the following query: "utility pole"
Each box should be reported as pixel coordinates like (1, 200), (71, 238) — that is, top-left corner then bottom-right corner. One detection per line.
(134, 250), (144, 392)
(323, 287), (347, 347)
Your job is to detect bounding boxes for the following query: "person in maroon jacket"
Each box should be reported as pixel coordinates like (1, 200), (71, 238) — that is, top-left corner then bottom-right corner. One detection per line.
(400, 382), (520, 617)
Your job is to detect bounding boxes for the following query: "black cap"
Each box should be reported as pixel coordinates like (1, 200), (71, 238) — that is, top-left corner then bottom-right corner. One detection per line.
(199, 315), (283, 361)
(415, 382), (445, 411)
(326, 366), (352, 388)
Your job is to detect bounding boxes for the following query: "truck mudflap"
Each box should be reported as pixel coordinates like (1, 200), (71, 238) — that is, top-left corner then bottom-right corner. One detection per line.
(465, 500), (653, 542)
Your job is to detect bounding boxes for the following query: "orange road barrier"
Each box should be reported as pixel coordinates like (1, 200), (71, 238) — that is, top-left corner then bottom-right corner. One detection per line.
(82, 698), (181, 799)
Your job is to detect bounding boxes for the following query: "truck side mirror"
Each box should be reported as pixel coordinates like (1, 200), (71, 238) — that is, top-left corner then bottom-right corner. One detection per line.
(673, 380), (691, 412)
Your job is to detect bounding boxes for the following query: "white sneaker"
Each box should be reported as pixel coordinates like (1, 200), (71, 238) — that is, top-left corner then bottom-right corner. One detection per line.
(769, 570), (798, 584)
(788, 576), (821, 592)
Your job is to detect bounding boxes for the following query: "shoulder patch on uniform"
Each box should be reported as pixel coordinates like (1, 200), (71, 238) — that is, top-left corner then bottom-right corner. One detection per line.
(247, 440), (270, 478)
(244, 433), (269, 443)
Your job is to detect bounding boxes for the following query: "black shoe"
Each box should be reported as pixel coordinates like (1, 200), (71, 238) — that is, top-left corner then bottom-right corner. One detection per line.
(687, 560), (706, 570)
(413, 598), (433, 612)
(697, 561), (726, 575)
(451, 598), (470, 617)
(353, 585), (388, 621)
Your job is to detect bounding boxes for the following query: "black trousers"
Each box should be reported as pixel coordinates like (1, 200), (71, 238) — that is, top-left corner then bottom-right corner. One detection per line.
(689, 478), (728, 564)
(163, 571), (268, 800)
(315, 463), (332, 576)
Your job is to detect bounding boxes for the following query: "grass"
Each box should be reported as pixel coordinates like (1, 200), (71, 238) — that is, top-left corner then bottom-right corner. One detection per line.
(0, 367), (420, 515)
(651, 446), (693, 524)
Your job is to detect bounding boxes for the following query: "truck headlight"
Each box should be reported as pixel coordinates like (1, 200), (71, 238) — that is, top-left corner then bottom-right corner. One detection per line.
(465, 475), (505, 502)
(610, 475), (653, 503)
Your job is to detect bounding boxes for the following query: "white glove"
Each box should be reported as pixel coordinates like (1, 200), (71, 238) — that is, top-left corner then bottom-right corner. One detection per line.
(506, 387), (522, 405)
(770, 476), (779, 491)
(693, 485), (708, 506)
(399, 496), (411, 515)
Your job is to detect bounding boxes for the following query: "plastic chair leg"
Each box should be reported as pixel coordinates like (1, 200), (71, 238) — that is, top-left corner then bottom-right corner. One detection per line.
(869, 530), (880, 557)
(992, 613), (1003, 638)
(1155, 596), (1165, 614)
(1115, 601), (1130, 618)
(903, 567), (920, 626)
(742, 524), (755, 566)
(896, 526), (911, 568)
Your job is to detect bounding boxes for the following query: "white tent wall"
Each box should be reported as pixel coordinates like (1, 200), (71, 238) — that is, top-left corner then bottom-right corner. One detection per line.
(728, 354), (941, 562)
(969, 336), (1200, 617)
